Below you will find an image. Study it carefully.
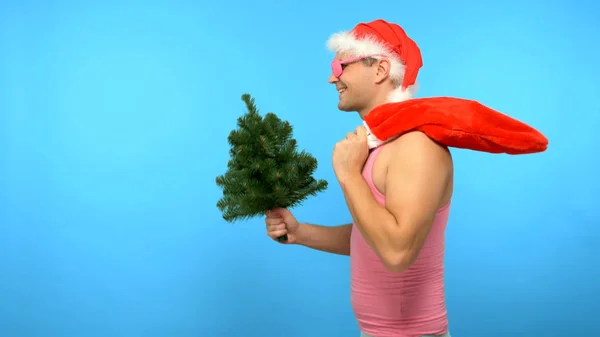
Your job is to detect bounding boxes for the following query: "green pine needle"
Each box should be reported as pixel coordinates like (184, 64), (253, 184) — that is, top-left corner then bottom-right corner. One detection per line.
(216, 94), (328, 223)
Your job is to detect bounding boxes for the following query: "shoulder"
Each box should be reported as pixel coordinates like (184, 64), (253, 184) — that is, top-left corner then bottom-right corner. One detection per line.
(384, 131), (453, 172)
(381, 131), (453, 206)
(370, 131), (453, 198)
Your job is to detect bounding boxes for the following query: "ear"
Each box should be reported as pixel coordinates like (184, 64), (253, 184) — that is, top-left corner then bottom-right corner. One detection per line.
(374, 58), (391, 84)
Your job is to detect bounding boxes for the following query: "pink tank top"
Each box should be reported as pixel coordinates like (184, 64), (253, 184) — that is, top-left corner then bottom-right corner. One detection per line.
(350, 145), (450, 337)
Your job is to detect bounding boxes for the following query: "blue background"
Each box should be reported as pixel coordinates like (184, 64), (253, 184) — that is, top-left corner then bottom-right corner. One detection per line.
(1, 0), (598, 336)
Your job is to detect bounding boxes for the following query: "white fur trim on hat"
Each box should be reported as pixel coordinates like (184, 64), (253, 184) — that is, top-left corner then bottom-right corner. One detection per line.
(326, 31), (418, 103)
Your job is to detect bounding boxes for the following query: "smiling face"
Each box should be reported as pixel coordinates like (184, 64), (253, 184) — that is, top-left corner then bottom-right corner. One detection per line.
(328, 52), (395, 118)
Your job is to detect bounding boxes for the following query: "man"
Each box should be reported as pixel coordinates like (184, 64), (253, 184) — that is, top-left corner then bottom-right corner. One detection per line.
(265, 19), (453, 337)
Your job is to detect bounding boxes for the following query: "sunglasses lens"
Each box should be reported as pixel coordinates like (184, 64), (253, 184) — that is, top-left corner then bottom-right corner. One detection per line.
(332, 60), (342, 77)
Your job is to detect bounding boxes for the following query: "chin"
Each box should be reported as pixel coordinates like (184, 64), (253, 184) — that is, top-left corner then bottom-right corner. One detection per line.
(337, 101), (355, 112)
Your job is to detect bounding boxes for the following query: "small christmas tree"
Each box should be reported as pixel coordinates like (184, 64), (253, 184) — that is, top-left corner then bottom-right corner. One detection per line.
(216, 94), (328, 242)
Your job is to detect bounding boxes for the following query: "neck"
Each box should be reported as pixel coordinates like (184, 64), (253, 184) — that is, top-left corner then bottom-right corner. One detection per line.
(358, 90), (392, 119)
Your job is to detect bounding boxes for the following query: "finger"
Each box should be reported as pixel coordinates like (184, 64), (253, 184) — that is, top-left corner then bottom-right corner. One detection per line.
(269, 229), (288, 239)
(266, 213), (284, 223)
(266, 209), (278, 218)
(268, 224), (286, 232)
(266, 213), (283, 222)
(268, 207), (289, 217)
(269, 210), (287, 223)
(355, 126), (367, 138)
(266, 217), (283, 226)
(275, 208), (291, 217)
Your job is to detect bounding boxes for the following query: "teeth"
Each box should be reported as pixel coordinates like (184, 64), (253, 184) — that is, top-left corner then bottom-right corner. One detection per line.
(338, 89), (346, 93)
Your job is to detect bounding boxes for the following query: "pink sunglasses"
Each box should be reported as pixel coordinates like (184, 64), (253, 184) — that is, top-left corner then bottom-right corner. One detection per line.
(331, 54), (386, 78)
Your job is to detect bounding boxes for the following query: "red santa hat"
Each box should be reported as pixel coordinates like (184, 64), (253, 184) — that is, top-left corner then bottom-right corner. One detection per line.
(327, 19), (423, 103)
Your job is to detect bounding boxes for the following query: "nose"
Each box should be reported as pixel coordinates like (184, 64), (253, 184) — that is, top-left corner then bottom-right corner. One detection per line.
(328, 73), (338, 84)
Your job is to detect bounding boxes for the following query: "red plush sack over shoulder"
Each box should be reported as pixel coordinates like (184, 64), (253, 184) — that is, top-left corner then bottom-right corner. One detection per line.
(364, 96), (548, 154)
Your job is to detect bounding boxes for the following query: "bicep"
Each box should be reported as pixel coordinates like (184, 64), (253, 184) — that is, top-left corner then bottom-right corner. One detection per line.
(384, 133), (451, 248)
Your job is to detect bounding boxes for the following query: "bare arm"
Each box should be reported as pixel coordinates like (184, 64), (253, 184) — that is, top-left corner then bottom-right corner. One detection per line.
(295, 223), (352, 256)
(339, 131), (452, 272)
